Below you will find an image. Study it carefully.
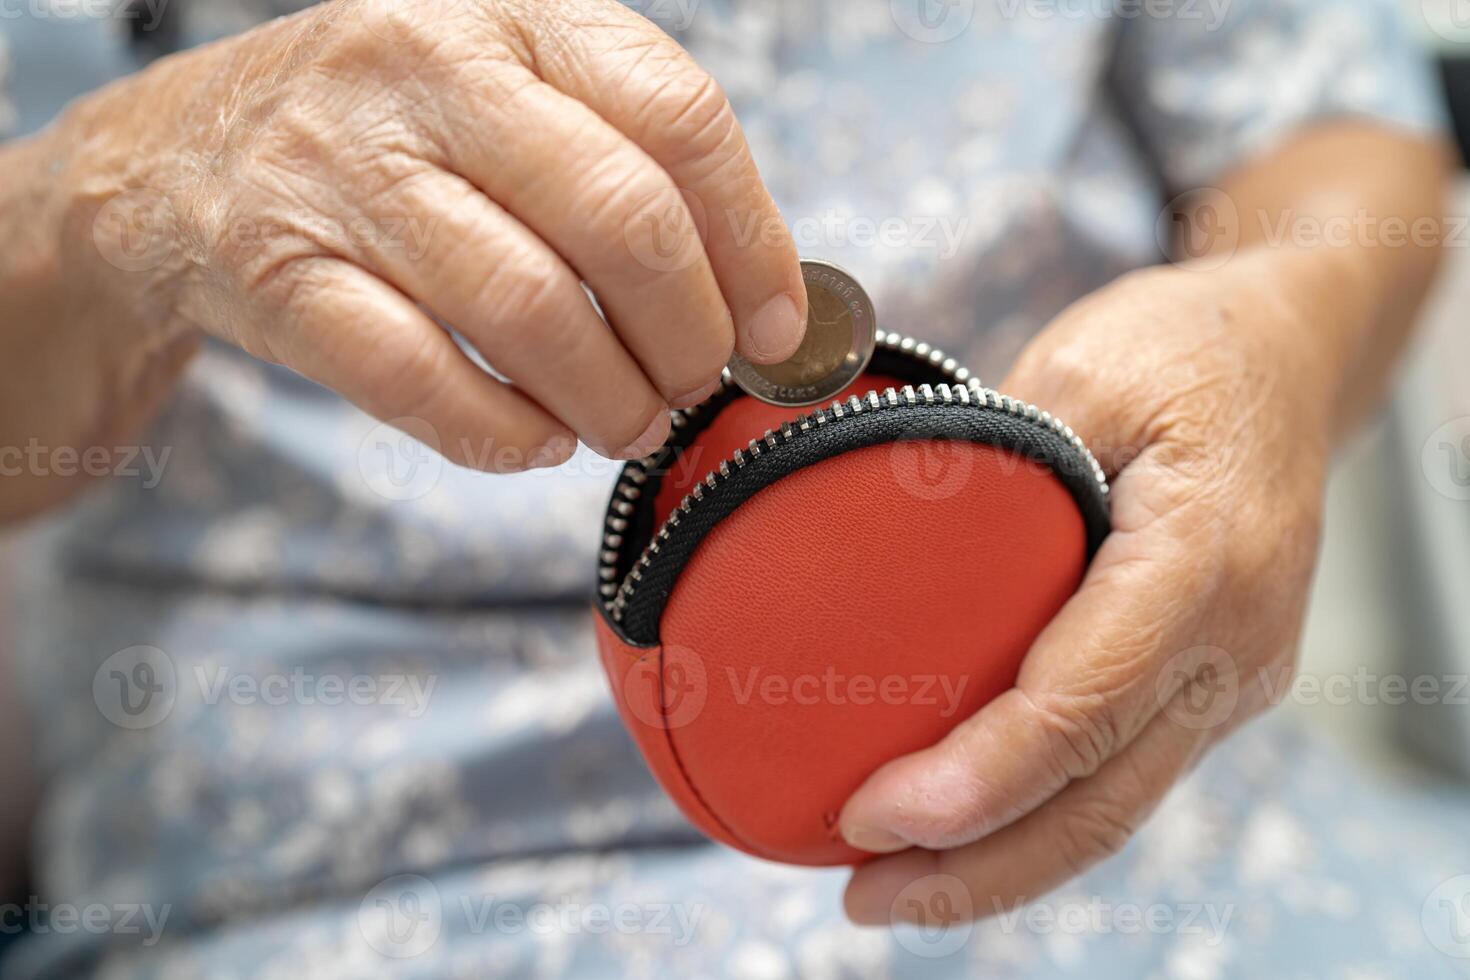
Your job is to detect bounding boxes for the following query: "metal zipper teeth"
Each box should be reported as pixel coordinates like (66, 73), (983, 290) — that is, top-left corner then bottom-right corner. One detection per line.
(595, 330), (960, 601)
(597, 333), (1109, 620)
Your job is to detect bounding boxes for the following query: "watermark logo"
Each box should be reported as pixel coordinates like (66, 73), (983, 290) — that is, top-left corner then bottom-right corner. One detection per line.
(359, 874), (443, 959)
(93, 645), (177, 730)
(1423, 875), (1470, 959)
(624, 186), (709, 274)
(1423, 417), (1470, 501)
(1156, 646), (1238, 731)
(1422, 0), (1470, 42)
(891, 0), (976, 43)
(623, 645), (708, 731)
(92, 189), (177, 273)
(991, 896), (1234, 944)
(625, 0), (702, 31)
(1157, 188), (1238, 271)
(890, 873), (974, 958)
(889, 433), (976, 501)
(358, 417), (443, 502)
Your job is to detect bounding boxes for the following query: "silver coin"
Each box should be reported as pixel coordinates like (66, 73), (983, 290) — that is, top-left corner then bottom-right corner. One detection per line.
(728, 259), (878, 407)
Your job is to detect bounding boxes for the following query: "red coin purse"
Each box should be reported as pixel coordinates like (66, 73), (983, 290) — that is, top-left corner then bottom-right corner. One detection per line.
(593, 332), (1110, 866)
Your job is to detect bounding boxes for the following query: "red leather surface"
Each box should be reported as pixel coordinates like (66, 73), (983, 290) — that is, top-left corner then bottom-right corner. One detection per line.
(652, 375), (907, 528)
(593, 614), (748, 855)
(595, 383), (1088, 866)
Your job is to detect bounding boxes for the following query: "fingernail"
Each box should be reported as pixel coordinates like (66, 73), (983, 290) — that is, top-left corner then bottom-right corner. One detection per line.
(668, 376), (723, 410)
(612, 411), (671, 461)
(842, 825), (910, 854)
(740, 293), (805, 364)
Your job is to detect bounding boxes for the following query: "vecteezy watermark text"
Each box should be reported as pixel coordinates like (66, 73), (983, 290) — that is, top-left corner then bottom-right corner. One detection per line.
(459, 896), (703, 945)
(93, 645), (440, 730)
(195, 665), (437, 718)
(1258, 666), (1470, 708)
(996, 0), (1232, 31)
(220, 212), (440, 263)
(725, 666), (971, 718)
(0, 0), (170, 30)
(0, 898), (171, 947)
(991, 896), (1235, 945)
(358, 874), (704, 960)
(0, 440), (170, 487)
(726, 209), (970, 261)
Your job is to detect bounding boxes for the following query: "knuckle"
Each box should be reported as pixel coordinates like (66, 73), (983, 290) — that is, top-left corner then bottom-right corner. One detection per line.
(1032, 344), (1096, 399)
(1055, 798), (1138, 874)
(338, 145), (438, 209)
(293, 12), (506, 154)
(244, 252), (334, 323)
(254, 82), (436, 190)
(1139, 441), (1220, 498)
(373, 327), (452, 421)
(324, 0), (442, 68)
(581, 161), (675, 243)
(250, 106), (331, 174)
(478, 255), (583, 357)
(639, 67), (743, 173)
(206, 171), (321, 276)
(576, 168), (702, 284)
(1030, 691), (1119, 781)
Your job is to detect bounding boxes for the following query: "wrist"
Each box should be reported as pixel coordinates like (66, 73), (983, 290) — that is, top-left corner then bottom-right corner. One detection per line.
(0, 66), (205, 515)
(50, 59), (202, 330)
(1208, 243), (1380, 442)
(47, 17), (309, 343)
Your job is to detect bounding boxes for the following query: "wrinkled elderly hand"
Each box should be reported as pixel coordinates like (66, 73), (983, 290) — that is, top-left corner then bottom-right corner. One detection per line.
(838, 248), (1342, 923)
(65, 0), (804, 469)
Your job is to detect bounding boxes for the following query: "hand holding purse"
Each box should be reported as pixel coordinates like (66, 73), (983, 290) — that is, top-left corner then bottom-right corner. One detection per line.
(594, 297), (1110, 866)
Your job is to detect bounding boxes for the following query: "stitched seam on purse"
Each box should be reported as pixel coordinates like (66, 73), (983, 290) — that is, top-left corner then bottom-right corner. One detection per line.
(656, 648), (777, 860)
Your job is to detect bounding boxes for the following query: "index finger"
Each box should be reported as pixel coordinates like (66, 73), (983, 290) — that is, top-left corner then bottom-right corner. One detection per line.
(514, 1), (807, 364)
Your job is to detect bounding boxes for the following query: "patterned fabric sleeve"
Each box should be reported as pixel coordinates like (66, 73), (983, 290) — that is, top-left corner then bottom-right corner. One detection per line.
(1109, 0), (1448, 190)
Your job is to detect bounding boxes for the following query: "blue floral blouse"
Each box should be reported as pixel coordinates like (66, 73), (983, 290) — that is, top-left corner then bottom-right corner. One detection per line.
(3, 1), (1467, 977)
